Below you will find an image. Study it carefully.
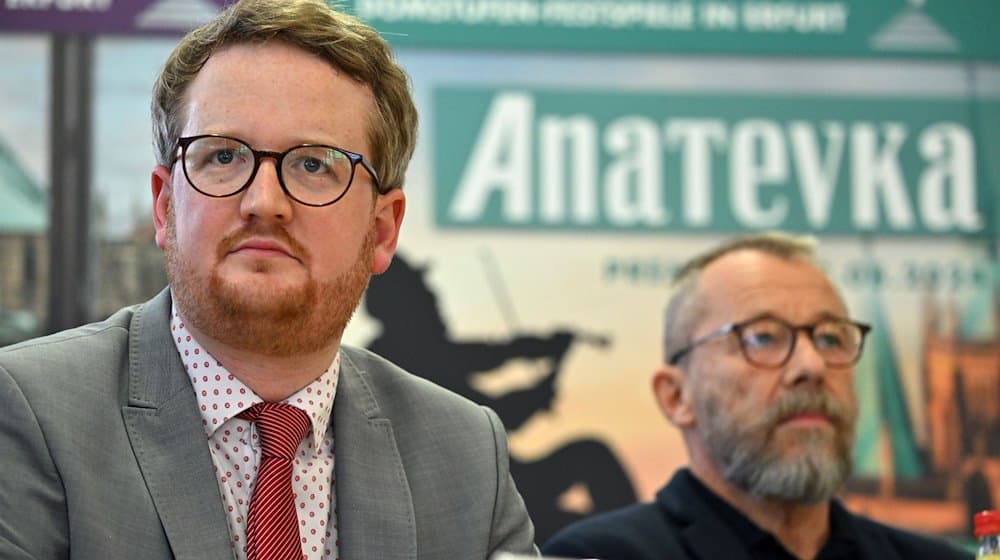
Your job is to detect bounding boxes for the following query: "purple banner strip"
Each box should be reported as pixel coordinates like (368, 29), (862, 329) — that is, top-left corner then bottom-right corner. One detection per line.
(0, 0), (227, 35)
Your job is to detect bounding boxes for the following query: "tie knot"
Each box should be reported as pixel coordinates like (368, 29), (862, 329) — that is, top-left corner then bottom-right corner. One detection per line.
(238, 402), (311, 460)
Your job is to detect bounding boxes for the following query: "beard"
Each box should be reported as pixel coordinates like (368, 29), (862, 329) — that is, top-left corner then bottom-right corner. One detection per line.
(695, 383), (856, 504)
(164, 205), (373, 357)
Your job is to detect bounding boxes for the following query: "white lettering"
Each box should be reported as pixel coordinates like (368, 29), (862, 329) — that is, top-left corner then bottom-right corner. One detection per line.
(604, 117), (667, 226)
(731, 119), (788, 227)
(450, 93), (533, 223)
(664, 119), (727, 226)
(445, 92), (980, 234)
(6, 0), (55, 8)
(700, 2), (740, 29)
(918, 123), (981, 231)
(6, 0), (110, 10)
(541, 1), (694, 29)
(789, 121), (844, 228)
(539, 115), (598, 223)
(57, 0), (111, 10)
(851, 122), (913, 230)
(742, 2), (848, 34)
(355, 0), (539, 25)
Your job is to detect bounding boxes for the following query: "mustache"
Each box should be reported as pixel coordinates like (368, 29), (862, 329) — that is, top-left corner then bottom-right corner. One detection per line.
(216, 222), (308, 264)
(763, 389), (854, 432)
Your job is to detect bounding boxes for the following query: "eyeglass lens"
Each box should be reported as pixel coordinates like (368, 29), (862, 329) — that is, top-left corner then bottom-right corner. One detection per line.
(738, 317), (864, 367)
(182, 136), (355, 206)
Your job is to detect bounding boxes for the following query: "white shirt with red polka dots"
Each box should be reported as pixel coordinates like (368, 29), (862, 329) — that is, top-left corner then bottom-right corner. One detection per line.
(170, 303), (341, 560)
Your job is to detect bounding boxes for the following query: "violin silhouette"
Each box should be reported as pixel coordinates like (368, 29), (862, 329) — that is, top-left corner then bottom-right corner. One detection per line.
(365, 253), (637, 541)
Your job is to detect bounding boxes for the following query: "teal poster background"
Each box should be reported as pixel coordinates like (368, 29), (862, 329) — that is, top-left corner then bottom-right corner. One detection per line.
(341, 0), (1000, 59)
(434, 88), (994, 235)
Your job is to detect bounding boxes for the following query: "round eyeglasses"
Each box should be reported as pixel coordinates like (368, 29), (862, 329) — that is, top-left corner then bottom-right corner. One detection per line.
(170, 134), (382, 207)
(668, 315), (871, 368)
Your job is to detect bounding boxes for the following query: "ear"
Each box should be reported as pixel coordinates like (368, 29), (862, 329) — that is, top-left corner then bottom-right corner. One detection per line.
(151, 165), (173, 249)
(369, 188), (406, 274)
(652, 364), (696, 429)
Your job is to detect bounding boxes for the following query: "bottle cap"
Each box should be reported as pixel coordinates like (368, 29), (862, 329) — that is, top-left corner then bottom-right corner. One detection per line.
(975, 510), (1000, 538)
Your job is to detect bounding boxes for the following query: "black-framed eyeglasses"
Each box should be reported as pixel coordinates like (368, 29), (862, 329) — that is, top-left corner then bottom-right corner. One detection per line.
(170, 134), (382, 207)
(668, 315), (871, 368)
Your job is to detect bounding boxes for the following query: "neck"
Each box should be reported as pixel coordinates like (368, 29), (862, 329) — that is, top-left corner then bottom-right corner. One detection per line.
(688, 457), (831, 560)
(185, 321), (340, 402)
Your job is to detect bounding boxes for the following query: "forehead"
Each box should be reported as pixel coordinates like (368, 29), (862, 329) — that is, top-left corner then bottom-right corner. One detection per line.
(695, 250), (847, 326)
(181, 41), (374, 150)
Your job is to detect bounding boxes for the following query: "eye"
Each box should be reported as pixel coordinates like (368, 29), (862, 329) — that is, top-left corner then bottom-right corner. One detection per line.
(213, 149), (236, 165)
(743, 330), (777, 348)
(741, 319), (787, 349)
(287, 147), (349, 178)
(744, 331), (776, 348)
(814, 322), (851, 349)
(300, 156), (325, 174)
(816, 333), (841, 348)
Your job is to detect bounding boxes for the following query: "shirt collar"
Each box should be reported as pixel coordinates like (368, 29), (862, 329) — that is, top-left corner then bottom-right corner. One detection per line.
(680, 470), (859, 559)
(169, 299), (339, 447)
(682, 470), (773, 548)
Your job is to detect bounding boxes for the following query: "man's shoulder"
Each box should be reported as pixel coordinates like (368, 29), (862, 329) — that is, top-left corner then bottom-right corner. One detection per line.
(338, 344), (508, 473)
(542, 500), (681, 560)
(550, 500), (667, 537)
(0, 298), (165, 423)
(339, 344), (488, 418)
(0, 291), (172, 394)
(844, 506), (974, 559)
(0, 304), (139, 372)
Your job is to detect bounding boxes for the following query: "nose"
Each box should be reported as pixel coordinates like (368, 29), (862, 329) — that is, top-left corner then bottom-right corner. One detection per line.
(781, 330), (828, 386)
(239, 157), (293, 224)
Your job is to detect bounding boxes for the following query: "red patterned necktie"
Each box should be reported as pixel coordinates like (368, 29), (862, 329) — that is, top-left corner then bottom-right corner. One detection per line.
(239, 402), (311, 560)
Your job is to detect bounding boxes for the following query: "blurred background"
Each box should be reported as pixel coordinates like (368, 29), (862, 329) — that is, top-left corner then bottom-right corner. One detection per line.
(1, 0), (997, 548)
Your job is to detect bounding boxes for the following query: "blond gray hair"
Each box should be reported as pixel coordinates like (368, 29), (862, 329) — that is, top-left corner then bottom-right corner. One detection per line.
(662, 232), (818, 364)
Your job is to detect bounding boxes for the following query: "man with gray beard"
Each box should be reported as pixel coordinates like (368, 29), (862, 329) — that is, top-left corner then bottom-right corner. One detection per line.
(543, 232), (971, 560)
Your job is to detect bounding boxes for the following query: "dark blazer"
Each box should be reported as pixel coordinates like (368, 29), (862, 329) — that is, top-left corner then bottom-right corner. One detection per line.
(542, 469), (972, 560)
(0, 289), (537, 559)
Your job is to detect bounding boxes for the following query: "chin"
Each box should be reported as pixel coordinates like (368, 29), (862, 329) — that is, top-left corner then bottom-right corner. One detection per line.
(222, 255), (304, 276)
(223, 262), (307, 287)
(778, 425), (838, 449)
(220, 278), (311, 314)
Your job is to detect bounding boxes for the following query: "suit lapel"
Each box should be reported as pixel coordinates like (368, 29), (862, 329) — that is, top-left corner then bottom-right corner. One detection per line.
(335, 349), (416, 560)
(121, 290), (234, 560)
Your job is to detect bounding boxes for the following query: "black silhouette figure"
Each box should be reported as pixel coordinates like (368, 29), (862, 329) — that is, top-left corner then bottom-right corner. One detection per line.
(364, 254), (637, 542)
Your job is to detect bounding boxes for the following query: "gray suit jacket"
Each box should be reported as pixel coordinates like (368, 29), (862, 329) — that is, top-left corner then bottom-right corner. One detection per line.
(0, 289), (537, 559)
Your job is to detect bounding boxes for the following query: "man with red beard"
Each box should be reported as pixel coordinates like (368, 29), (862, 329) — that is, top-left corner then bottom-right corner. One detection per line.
(543, 233), (971, 560)
(0, 1), (535, 559)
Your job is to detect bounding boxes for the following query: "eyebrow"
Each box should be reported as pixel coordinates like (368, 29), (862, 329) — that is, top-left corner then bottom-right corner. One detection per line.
(736, 311), (849, 324)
